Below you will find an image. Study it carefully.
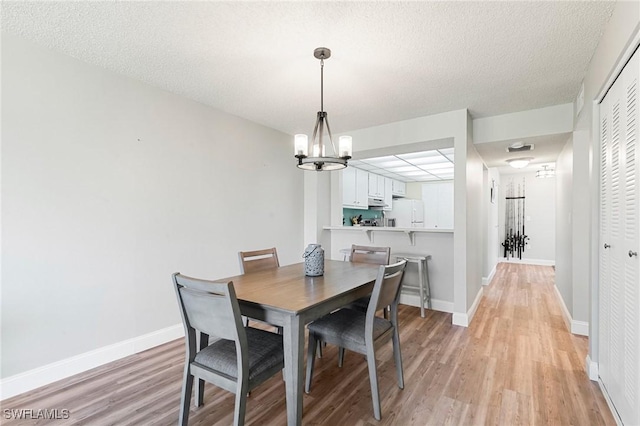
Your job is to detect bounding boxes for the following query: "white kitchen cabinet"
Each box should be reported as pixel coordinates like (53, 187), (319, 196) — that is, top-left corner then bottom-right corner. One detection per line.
(392, 179), (406, 197)
(384, 177), (393, 211)
(368, 173), (385, 198)
(343, 167), (369, 209)
(422, 181), (454, 229)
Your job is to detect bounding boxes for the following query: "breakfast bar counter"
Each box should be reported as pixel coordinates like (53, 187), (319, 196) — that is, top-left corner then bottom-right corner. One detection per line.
(323, 226), (454, 314)
(323, 226), (452, 245)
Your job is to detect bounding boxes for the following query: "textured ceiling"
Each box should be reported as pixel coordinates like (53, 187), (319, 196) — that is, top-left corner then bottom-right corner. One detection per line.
(1, 1), (614, 166)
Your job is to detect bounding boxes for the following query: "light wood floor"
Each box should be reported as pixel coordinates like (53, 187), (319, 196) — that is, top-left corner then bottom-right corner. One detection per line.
(2, 263), (615, 425)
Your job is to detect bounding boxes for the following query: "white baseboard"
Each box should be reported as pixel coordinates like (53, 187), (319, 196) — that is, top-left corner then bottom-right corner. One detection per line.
(451, 286), (484, 327)
(452, 312), (469, 327)
(553, 285), (589, 336)
(500, 258), (555, 266)
(586, 355), (599, 381)
(0, 324), (184, 401)
(571, 320), (589, 336)
(598, 377), (624, 426)
(400, 294), (453, 313)
(554, 285), (572, 331)
(482, 264), (497, 286)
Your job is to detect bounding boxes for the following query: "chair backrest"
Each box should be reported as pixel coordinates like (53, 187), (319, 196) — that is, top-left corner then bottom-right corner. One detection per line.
(173, 273), (246, 360)
(367, 260), (407, 319)
(238, 247), (279, 274)
(350, 245), (391, 265)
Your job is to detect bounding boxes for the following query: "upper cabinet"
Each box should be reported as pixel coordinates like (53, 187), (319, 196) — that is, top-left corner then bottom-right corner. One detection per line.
(344, 168), (405, 210)
(383, 178), (393, 211)
(422, 181), (454, 229)
(392, 180), (406, 197)
(368, 173), (385, 198)
(343, 167), (369, 209)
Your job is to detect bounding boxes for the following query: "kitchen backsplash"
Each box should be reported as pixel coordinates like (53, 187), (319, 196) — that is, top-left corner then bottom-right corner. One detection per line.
(343, 208), (384, 226)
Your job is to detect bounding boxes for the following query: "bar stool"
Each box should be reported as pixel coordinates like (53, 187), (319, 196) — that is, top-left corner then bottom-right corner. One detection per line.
(339, 248), (351, 261)
(393, 253), (432, 317)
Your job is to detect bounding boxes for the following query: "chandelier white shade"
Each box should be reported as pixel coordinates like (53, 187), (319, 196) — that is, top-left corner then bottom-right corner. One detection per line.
(294, 47), (352, 171)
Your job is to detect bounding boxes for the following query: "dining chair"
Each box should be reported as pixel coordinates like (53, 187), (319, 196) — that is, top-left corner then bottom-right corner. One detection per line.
(238, 247), (282, 333)
(316, 245), (391, 360)
(304, 260), (407, 421)
(238, 247), (279, 274)
(346, 245), (391, 312)
(173, 273), (285, 426)
(334, 244), (391, 364)
(349, 244), (391, 265)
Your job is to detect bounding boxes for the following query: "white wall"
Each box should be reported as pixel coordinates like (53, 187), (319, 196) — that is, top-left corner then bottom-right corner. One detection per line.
(571, 128), (591, 323)
(464, 114), (484, 315)
(555, 137), (574, 317)
(405, 182), (422, 200)
(1, 35), (303, 380)
(498, 171), (556, 263)
(473, 103), (574, 144)
(484, 168), (500, 283)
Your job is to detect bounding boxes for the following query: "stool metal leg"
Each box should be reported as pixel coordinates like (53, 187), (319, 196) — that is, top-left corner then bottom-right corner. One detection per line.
(417, 259), (425, 318)
(424, 258), (432, 309)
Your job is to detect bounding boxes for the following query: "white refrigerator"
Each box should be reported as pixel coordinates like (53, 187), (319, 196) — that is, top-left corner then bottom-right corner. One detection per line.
(391, 199), (424, 228)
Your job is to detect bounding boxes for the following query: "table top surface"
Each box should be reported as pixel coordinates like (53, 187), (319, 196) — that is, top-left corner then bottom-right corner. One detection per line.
(220, 260), (380, 314)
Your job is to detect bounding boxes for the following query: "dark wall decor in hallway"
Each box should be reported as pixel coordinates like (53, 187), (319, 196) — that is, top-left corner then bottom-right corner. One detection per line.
(502, 178), (529, 259)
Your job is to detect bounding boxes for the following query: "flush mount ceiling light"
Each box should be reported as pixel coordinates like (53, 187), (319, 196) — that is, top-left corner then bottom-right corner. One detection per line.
(536, 164), (555, 178)
(506, 157), (533, 169)
(294, 47), (352, 171)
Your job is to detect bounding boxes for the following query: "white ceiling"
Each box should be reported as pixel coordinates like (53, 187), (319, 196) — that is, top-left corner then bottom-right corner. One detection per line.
(474, 133), (571, 174)
(1, 1), (614, 170)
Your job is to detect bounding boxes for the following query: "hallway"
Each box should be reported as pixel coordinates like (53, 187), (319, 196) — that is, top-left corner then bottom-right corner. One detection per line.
(454, 262), (614, 425)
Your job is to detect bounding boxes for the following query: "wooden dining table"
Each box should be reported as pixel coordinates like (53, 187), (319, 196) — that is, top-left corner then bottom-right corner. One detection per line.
(219, 259), (381, 425)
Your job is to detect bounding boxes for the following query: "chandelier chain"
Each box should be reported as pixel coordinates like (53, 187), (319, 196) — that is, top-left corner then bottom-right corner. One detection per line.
(320, 57), (324, 112)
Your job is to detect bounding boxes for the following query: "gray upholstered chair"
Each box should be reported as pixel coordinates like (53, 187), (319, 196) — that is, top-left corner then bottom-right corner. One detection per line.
(173, 273), (284, 426)
(237, 247), (282, 333)
(304, 260), (407, 421)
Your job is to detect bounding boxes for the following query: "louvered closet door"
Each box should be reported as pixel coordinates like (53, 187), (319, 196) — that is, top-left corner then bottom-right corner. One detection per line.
(599, 71), (613, 397)
(599, 48), (640, 426)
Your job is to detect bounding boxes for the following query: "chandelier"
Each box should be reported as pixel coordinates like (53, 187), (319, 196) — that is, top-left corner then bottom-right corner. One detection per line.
(294, 47), (352, 171)
(536, 164), (555, 178)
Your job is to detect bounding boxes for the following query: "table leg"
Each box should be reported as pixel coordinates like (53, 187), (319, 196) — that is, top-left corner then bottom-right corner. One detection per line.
(283, 314), (304, 425)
